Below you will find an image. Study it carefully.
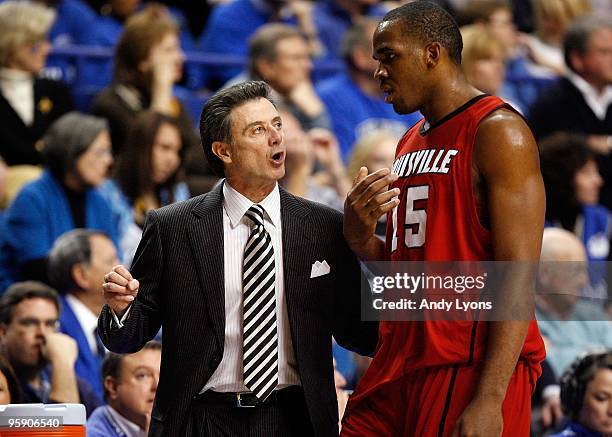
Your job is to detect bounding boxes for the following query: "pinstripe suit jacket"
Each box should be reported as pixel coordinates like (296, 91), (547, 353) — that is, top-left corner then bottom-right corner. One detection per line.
(98, 182), (378, 437)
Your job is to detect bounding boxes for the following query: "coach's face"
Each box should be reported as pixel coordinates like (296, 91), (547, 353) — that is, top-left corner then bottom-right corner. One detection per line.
(216, 98), (285, 195)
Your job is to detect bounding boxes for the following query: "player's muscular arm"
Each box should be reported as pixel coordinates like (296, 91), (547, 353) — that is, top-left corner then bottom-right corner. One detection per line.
(453, 110), (545, 437)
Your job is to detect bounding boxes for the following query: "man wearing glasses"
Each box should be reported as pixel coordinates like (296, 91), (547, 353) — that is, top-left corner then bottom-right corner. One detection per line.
(0, 281), (101, 416)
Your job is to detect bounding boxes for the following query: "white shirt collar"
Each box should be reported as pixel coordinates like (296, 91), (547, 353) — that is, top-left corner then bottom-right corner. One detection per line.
(566, 70), (612, 120)
(0, 68), (33, 82)
(64, 294), (100, 354)
(106, 405), (147, 437)
(222, 180), (281, 229)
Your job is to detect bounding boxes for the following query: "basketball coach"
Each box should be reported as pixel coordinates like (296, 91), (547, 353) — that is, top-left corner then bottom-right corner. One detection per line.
(98, 81), (378, 437)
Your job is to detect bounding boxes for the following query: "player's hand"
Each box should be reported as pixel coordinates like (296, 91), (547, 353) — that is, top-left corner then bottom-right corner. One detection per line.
(343, 167), (399, 258)
(102, 265), (139, 316)
(541, 393), (563, 428)
(450, 397), (503, 437)
(42, 332), (78, 366)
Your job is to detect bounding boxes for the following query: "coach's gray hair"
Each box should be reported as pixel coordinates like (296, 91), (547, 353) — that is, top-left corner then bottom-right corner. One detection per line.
(0, 1), (55, 67)
(48, 229), (109, 294)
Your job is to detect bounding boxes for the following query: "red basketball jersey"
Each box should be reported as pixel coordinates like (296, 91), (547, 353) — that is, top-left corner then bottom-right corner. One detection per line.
(352, 95), (545, 404)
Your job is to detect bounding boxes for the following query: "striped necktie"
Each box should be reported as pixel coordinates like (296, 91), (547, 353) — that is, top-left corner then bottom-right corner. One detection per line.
(242, 204), (278, 401)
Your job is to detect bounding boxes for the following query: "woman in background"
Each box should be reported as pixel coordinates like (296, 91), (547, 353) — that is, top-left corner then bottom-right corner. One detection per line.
(100, 111), (188, 266)
(540, 132), (611, 303)
(0, 112), (118, 291)
(551, 352), (612, 437)
(347, 130), (399, 237)
(460, 24), (525, 114)
(0, 1), (73, 166)
(0, 354), (21, 404)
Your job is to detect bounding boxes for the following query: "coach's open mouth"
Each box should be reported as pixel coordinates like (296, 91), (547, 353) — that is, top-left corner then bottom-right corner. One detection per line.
(381, 84), (394, 103)
(271, 151), (285, 165)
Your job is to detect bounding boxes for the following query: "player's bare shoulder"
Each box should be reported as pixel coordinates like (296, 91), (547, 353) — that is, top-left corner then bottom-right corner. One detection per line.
(474, 107), (539, 177)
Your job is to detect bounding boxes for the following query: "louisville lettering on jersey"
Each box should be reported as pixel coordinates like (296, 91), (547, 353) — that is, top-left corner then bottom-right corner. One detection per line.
(393, 148), (459, 178)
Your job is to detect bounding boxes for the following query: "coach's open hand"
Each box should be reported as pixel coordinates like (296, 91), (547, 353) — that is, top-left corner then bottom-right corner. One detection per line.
(343, 167), (399, 260)
(102, 265), (139, 317)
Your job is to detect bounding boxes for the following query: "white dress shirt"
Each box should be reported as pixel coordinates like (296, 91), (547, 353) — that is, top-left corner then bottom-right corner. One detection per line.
(0, 68), (34, 125)
(567, 70), (612, 121)
(112, 182), (302, 392)
(202, 181), (300, 393)
(65, 294), (101, 356)
(106, 405), (147, 437)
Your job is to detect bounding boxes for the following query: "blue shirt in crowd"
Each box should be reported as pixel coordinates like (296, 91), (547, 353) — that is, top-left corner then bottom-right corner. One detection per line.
(316, 73), (421, 159)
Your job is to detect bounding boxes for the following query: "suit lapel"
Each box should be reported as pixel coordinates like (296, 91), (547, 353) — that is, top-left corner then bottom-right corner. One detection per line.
(187, 183), (225, 353)
(280, 188), (312, 349)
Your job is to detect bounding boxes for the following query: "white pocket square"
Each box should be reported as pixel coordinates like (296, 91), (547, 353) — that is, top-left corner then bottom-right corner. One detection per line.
(310, 260), (331, 278)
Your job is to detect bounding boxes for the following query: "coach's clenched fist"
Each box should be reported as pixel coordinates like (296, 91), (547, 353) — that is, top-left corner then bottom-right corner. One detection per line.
(102, 265), (139, 317)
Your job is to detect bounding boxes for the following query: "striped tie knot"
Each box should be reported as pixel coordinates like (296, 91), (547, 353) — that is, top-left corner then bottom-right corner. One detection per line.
(245, 204), (265, 228)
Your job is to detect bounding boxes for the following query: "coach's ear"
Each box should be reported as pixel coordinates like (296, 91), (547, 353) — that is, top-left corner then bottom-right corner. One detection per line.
(212, 141), (232, 165)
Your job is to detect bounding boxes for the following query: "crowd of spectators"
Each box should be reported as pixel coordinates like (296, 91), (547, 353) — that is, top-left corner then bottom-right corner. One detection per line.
(0, 0), (610, 435)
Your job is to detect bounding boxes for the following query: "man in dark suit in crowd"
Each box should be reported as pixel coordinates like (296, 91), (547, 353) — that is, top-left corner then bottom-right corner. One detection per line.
(99, 80), (378, 437)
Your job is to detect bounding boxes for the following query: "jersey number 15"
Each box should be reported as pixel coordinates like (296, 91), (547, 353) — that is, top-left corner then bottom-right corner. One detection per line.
(391, 185), (429, 251)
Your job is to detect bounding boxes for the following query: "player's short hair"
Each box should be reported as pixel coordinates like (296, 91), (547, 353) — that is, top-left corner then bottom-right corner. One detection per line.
(382, 1), (463, 65)
(102, 340), (162, 402)
(199, 80), (274, 177)
(564, 14), (612, 73)
(560, 351), (612, 418)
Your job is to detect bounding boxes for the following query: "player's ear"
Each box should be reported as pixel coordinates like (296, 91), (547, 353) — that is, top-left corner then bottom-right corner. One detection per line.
(424, 42), (441, 68)
(212, 141), (232, 165)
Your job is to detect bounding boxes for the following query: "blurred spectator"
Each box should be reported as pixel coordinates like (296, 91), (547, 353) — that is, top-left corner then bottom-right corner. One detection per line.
(90, 5), (213, 194)
(87, 341), (161, 436)
(529, 15), (612, 207)
(0, 1), (73, 166)
(100, 111), (189, 265)
(309, 0), (387, 62)
(34, 0), (99, 46)
(551, 352), (612, 437)
(460, 24), (525, 113)
(0, 281), (102, 415)
(47, 229), (119, 399)
(539, 133), (610, 268)
(229, 23), (331, 131)
(0, 112), (118, 291)
(536, 228), (612, 378)
(91, 6), (190, 153)
(0, 354), (22, 403)
(280, 107), (346, 209)
(458, 0), (547, 109)
(347, 130), (399, 237)
(316, 19), (419, 159)
(0, 157), (6, 214)
(519, 0), (591, 78)
(532, 359), (564, 432)
(199, 0), (294, 89)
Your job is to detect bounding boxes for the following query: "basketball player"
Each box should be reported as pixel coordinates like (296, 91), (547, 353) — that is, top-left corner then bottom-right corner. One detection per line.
(341, 2), (546, 436)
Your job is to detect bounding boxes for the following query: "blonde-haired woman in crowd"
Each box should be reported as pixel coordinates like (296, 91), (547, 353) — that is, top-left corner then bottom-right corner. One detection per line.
(347, 130), (400, 237)
(460, 24), (525, 113)
(520, 0), (591, 76)
(0, 0), (73, 166)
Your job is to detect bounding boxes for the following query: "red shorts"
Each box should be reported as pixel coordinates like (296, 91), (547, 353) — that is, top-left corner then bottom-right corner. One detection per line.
(341, 361), (536, 437)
